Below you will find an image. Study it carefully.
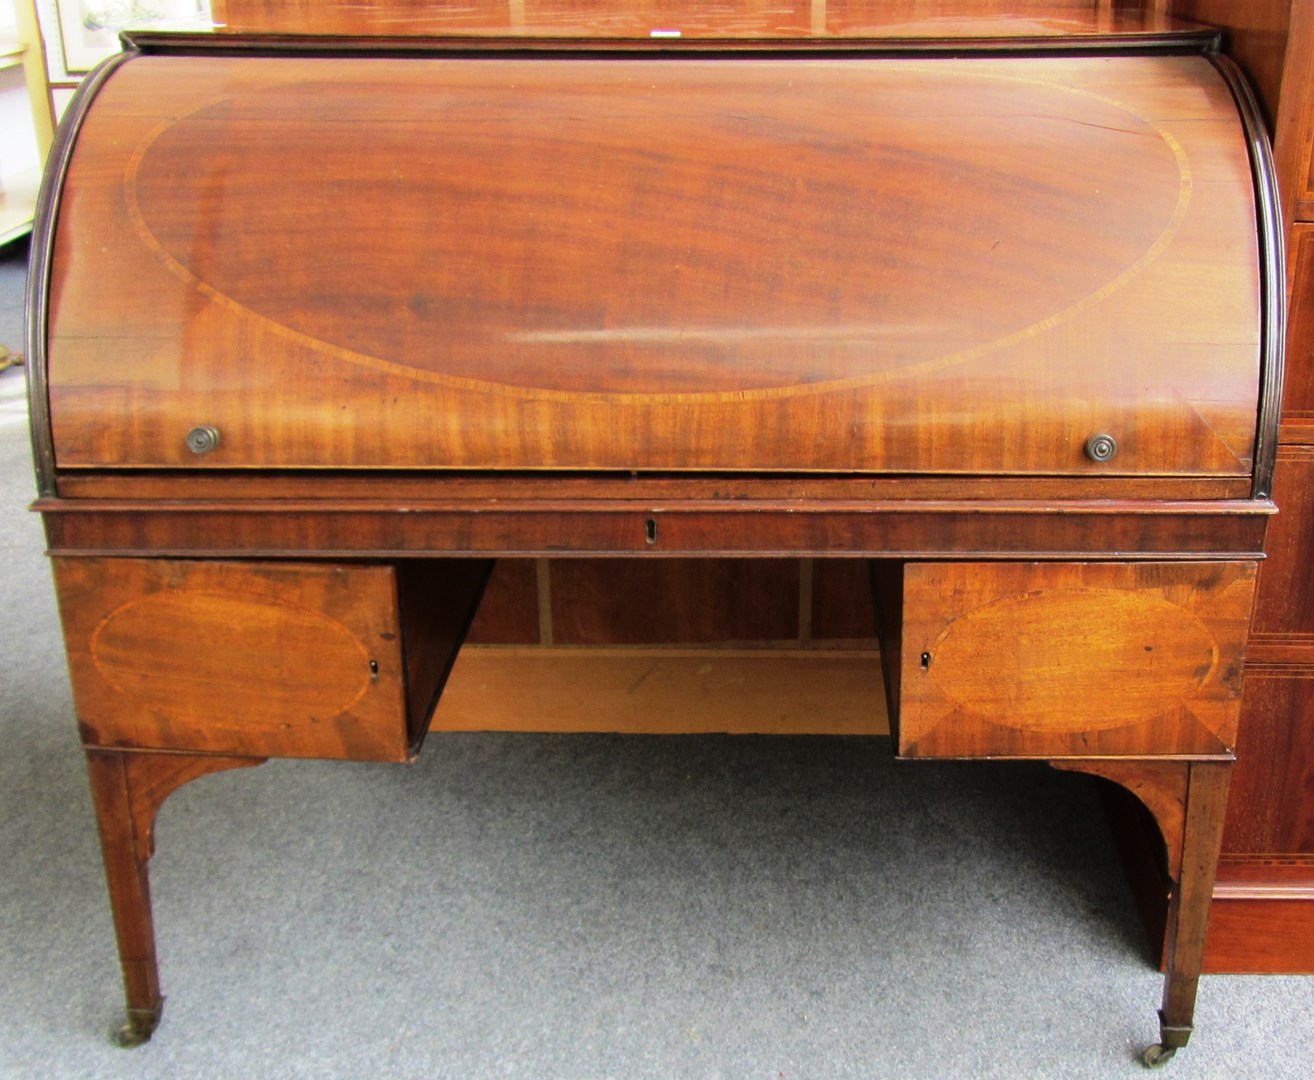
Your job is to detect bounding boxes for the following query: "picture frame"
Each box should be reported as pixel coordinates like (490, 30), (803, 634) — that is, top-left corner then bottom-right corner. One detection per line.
(55, 1), (208, 75)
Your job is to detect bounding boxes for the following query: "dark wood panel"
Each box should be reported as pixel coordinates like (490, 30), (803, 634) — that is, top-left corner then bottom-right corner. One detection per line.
(37, 500), (1275, 560)
(811, 560), (879, 640)
(52, 472), (1254, 503)
(1281, 226), (1314, 423)
(464, 560), (541, 644)
(1216, 856), (1314, 884)
(1203, 892), (1314, 973)
(394, 559), (493, 747)
(549, 559), (798, 644)
(899, 560), (1256, 758)
(1269, 0), (1314, 221)
(1223, 668), (1314, 854)
(870, 561), (905, 747)
(1244, 640), (1314, 668)
(1250, 449), (1314, 638)
(1269, 0), (1314, 229)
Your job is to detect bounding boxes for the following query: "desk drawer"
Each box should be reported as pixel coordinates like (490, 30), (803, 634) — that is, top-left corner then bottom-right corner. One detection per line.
(897, 561), (1256, 759)
(53, 558), (413, 760)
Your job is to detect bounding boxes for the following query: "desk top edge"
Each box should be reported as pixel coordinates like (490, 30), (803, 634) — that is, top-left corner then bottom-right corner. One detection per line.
(123, 5), (1222, 55)
(124, 27), (1222, 59)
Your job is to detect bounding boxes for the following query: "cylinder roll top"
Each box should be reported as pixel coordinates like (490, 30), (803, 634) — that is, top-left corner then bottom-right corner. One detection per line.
(37, 48), (1268, 477)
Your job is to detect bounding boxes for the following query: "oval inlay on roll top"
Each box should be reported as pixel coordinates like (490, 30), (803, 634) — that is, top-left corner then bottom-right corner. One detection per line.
(90, 590), (374, 721)
(128, 59), (1184, 397)
(929, 588), (1219, 733)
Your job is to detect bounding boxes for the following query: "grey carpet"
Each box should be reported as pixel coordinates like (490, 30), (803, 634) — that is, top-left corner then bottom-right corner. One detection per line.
(0, 237), (23, 358)
(1, 234), (1312, 1079)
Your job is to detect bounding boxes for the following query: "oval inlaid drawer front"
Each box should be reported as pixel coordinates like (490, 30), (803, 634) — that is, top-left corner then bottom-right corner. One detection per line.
(899, 561), (1257, 759)
(129, 64), (1177, 400)
(929, 588), (1218, 734)
(53, 558), (410, 761)
(91, 590), (375, 722)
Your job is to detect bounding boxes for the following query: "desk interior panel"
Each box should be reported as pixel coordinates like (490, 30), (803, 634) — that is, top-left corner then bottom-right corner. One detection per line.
(464, 560), (544, 645)
(548, 559), (802, 645)
(811, 560), (881, 641)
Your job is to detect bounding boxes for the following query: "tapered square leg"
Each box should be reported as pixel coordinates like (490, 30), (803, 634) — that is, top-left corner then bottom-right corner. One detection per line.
(84, 749), (264, 1045)
(1051, 758), (1232, 1068)
(1145, 761), (1231, 1068)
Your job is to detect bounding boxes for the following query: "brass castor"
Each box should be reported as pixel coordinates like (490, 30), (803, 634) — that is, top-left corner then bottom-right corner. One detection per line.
(1142, 1043), (1177, 1069)
(111, 1007), (161, 1047)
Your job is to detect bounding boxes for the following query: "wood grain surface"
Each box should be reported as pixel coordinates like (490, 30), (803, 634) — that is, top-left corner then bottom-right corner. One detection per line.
(394, 559), (493, 748)
(1280, 226), (1314, 429)
(465, 560), (541, 644)
(36, 497), (1274, 559)
(898, 560), (1257, 757)
(1250, 448), (1314, 639)
(1223, 666), (1314, 854)
(548, 559), (800, 644)
(54, 558), (412, 760)
(1169, 0), (1292, 128)
(84, 749), (265, 1040)
(46, 51), (1259, 477)
(429, 646), (888, 735)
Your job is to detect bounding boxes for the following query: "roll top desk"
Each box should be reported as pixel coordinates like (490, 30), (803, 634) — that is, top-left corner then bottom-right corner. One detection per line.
(26, 4), (1284, 1066)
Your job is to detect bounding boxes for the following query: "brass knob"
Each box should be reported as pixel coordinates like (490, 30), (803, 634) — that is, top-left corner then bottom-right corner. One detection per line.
(1084, 433), (1117, 463)
(185, 426), (221, 455)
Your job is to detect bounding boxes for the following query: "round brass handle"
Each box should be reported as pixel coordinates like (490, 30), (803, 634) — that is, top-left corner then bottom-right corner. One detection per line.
(1084, 433), (1117, 463)
(185, 425), (221, 455)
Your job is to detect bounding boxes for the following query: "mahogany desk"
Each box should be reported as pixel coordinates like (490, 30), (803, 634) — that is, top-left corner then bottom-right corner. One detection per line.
(26, 10), (1284, 1067)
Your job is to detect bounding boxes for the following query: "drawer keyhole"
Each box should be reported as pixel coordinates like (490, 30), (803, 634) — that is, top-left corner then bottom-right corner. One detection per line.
(921, 652), (932, 670)
(369, 659), (379, 682)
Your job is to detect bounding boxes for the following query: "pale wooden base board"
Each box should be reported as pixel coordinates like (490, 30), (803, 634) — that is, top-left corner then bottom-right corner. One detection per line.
(430, 646), (889, 736)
